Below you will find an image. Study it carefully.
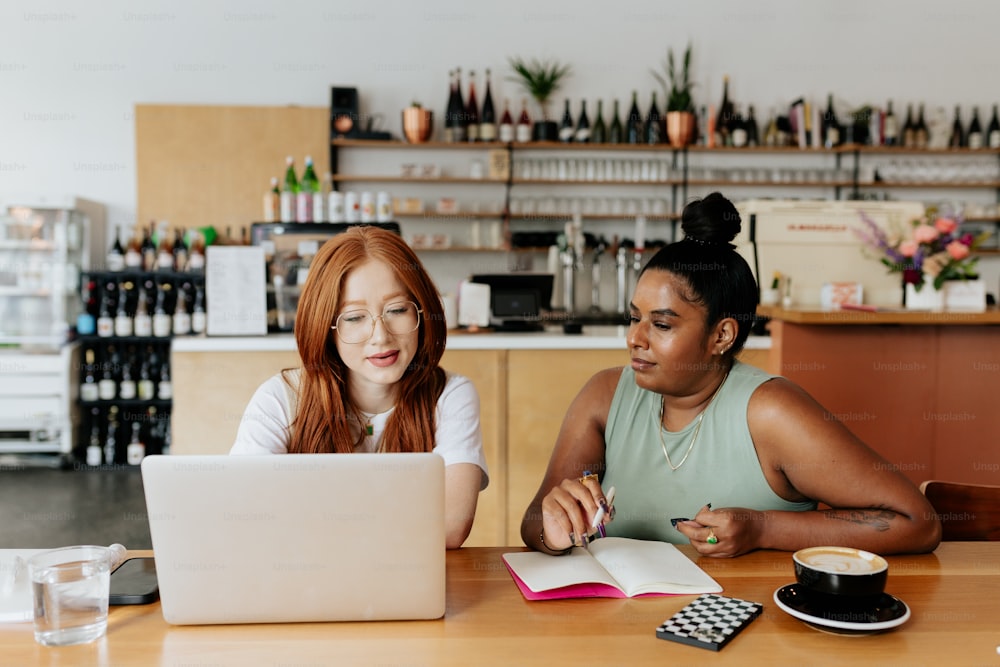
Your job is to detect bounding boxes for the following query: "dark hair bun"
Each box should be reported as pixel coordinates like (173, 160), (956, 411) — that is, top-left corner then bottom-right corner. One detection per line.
(680, 192), (741, 246)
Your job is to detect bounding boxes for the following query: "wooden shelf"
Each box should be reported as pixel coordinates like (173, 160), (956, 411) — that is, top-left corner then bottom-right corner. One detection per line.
(687, 179), (853, 188)
(331, 139), (508, 150)
(511, 178), (680, 186)
(331, 175), (506, 184)
(857, 181), (1000, 189)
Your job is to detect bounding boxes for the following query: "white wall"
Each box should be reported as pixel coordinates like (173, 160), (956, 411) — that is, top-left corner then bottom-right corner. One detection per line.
(2, 0), (999, 293)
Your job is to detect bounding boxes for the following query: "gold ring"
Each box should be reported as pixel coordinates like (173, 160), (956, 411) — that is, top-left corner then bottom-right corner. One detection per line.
(706, 530), (719, 545)
(579, 472), (598, 484)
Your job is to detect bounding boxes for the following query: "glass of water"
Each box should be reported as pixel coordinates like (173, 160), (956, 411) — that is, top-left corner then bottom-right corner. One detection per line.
(28, 545), (115, 646)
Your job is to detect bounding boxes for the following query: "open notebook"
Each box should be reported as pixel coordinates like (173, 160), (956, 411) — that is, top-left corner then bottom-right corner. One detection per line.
(141, 453), (446, 624)
(503, 537), (722, 600)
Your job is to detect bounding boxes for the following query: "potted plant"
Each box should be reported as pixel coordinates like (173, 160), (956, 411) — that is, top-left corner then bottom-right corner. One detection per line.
(402, 102), (433, 143)
(652, 43), (696, 147)
(507, 57), (571, 141)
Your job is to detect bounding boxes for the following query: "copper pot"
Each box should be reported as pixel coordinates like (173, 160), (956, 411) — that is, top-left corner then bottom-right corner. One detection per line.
(666, 111), (695, 148)
(402, 107), (433, 143)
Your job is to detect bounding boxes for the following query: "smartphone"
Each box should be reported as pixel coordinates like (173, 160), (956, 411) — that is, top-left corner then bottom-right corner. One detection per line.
(109, 557), (160, 605)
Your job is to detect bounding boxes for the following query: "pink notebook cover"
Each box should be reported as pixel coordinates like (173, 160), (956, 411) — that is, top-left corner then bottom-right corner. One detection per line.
(503, 559), (671, 600)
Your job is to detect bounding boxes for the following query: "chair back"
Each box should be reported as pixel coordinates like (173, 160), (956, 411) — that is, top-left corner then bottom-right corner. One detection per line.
(919, 480), (1000, 541)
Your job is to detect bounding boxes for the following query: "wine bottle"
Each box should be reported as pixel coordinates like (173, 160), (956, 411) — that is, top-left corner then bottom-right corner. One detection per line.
(988, 104), (1000, 148)
(280, 156), (298, 222)
(822, 94), (841, 149)
(141, 221), (157, 271)
(186, 230), (206, 273)
(155, 222), (174, 271)
(137, 349), (155, 401)
(118, 346), (136, 400)
(107, 226), (125, 272)
(124, 226), (143, 269)
(104, 405), (119, 466)
(98, 345), (117, 401)
(608, 99), (623, 144)
(901, 104), (916, 148)
(157, 357), (172, 400)
(479, 69), (497, 142)
(575, 100), (591, 143)
(883, 100), (898, 146)
(114, 279), (133, 337)
(644, 92), (662, 145)
(745, 105), (760, 147)
(172, 228), (188, 272)
(80, 348), (99, 402)
(96, 279), (115, 338)
(85, 409), (102, 466)
(263, 176), (280, 222)
(465, 70), (480, 142)
(172, 283), (191, 336)
(590, 100), (606, 144)
(452, 68), (467, 142)
(949, 106), (965, 148)
(715, 76), (733, 147)
(915, 104), (929, 149)
(626, 91), (643, 144)
(297, 156), (317, 223)
(559, 99), (574, 142)
(126, 421), (145, 466)
(79, 277), (97, 335)
(133, 280), (153, 337)
(191, 283), (207, 334)
(443, 70), (457, 143)
(152, 281), (172, 338)
(498, 97), (515, 143)
(729, 105), (747, 148)
(515, 97), (532, 143)
(967, 106), (983, 149)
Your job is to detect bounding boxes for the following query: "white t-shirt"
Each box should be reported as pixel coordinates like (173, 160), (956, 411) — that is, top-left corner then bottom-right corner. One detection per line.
(230, 370), (489, 489)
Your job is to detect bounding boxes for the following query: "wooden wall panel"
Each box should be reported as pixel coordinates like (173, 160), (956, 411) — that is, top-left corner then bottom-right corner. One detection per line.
(135, 104), (328, 236)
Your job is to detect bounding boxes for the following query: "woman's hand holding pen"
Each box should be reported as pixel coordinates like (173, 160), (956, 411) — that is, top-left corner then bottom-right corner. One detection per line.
(672, 504), (765, 558)
(539, 471), (615, 552)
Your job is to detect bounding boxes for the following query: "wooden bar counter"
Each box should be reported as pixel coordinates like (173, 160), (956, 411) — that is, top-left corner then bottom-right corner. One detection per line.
(759, 305), (1000, 487)
(2, 544), (998, 665)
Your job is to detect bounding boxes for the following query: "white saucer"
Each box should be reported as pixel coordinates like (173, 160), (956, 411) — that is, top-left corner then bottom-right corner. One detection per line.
(773, 583), (910, 635)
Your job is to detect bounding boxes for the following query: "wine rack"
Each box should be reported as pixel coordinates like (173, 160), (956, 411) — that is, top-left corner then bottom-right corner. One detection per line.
(74, 270), (206, 467)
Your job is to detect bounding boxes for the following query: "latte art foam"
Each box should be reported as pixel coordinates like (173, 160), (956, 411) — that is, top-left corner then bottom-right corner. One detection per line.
(797, 548), (887, 575)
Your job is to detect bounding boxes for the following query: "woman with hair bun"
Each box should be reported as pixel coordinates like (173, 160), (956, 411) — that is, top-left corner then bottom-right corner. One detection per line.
(521, 192), (940, 558)
(231, 225), (487, 549)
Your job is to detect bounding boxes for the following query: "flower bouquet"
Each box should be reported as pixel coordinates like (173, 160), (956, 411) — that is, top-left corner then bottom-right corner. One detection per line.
(855, 208), (988, 292)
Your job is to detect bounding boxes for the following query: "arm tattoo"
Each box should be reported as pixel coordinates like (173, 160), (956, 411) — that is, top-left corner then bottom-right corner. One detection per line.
(827, 509), (897, 532)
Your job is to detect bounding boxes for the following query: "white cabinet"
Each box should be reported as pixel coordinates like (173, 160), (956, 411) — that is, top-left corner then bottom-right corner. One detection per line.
(0, 346), (77, 459)
(0, 197), (105, 462)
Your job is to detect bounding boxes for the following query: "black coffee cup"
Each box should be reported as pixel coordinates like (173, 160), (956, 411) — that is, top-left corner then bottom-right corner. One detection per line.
(793, 546), (888, 598)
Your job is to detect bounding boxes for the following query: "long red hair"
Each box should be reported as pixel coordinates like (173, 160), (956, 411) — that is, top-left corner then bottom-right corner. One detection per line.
(285, 226), (447, 454)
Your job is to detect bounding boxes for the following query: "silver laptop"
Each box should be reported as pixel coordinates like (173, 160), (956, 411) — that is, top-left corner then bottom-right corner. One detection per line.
(140, 453), (445, 625)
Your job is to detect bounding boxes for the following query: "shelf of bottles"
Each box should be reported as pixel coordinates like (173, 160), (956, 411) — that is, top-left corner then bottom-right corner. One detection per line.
(73, 223), (208, 466)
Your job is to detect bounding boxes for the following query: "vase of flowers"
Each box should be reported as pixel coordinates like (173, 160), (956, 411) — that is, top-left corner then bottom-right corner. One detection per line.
(856, 208), (989, 311)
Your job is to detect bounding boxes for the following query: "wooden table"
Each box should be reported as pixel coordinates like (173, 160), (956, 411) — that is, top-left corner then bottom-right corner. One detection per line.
(2, 544), (998, 666)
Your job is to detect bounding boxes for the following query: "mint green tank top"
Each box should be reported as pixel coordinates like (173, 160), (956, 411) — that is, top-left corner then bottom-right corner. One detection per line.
(602, 361), (816, 543)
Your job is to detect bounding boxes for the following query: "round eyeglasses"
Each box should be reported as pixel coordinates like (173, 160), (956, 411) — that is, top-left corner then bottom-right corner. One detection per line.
(330, 301), (423, 344)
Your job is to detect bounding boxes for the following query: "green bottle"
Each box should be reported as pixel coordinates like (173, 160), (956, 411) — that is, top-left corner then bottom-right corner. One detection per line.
(280, 156), (298, 223)
(590, 100), (607, 144)
(297, 156), (318, 222)
(608, 99), (623, 144)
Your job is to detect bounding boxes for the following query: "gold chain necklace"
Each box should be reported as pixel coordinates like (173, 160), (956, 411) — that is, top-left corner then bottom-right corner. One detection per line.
(657, 373), (729, 471)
